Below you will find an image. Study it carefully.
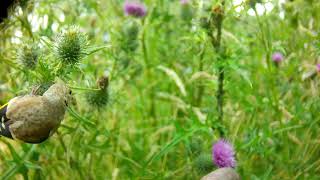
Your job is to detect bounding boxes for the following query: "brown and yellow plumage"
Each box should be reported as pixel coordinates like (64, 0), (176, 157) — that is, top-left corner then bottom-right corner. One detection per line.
(0, 82), (72, 144)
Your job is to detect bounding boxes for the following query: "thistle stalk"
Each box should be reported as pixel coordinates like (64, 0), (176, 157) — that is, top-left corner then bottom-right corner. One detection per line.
(141, 19), (156, 119)
(209, 1), (225, 134)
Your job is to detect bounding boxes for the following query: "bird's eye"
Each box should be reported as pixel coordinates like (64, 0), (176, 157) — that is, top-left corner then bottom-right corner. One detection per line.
(69, 90), (72, 95)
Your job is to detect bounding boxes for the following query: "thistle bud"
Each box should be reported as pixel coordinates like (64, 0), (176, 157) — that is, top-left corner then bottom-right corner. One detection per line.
(180, 0), (193, 22)
(194, 153), (214, 175)
(54, 26), (88, 65)
(121, 21), (140, 52)
(86, 75), (110, 108)
(17, 43), (39, 70)
(188, 137), (203, 156)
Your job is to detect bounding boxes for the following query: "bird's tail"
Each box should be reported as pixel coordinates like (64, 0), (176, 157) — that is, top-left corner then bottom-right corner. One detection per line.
(0, 103), (13, 139)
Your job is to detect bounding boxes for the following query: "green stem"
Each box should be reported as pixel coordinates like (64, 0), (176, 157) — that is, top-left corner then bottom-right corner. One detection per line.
(210, 1), (225, 136)
(253, 7), (271, 69)
(141, 19), (156, 119)
(195, 46), (206, 106)
(69, 86), (100, 91)
(253, 7), (280, 117)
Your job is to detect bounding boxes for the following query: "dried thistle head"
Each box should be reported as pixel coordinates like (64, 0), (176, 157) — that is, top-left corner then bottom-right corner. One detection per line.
(86, 74), (110, 108)
(17, 43), (39, 70)
(54, 26), (88, 65)
(97, 75), (109, 90)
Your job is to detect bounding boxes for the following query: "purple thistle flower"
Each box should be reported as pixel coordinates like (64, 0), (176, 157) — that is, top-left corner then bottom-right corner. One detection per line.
(212, 139), (236, 168)
(317, 64), (320, 72)
(180, 0), (189, 5)
(123, 1), (147, 18)
(272, 52), (284, 63)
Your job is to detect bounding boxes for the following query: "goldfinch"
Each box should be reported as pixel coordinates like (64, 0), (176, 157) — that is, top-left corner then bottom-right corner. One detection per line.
(0, 82), (73, 144)
(201, 168), (240, 180)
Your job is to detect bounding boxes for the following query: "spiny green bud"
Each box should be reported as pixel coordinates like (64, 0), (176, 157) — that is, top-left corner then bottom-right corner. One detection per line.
(17, 43), (39, 70)
(54, 26), (88, 65)
(85, 75), (109, 108)
(85, 90), (109, 108)
(120, 21), (139, 52)
(194, 153), (214, 175)
(188, 137), (203, 156)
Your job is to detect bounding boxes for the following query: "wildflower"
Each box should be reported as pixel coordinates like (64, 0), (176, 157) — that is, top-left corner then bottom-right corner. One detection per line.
(194, 153), (214, 174)
(180, 0), (189, 5)
(17, 43), (39, 70)
(317, 64), (320, 72)
(212, 139), (236, 168)
(54, 26), (88, 65)
(123, 1), (147, 18)
(272, 52), (284, 63)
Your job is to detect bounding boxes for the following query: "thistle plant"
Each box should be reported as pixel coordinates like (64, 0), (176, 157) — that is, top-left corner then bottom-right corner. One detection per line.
(123, 1), (147, 18)
(194, 153), (215, 174)
(188, 137), (203, 156)
(212, 139), (236, 168)
(17, 43), (39, 70)
(85, 75), (110, 108)
(54, 26), (88, 66)
(180, 0), (193, 22)
(272, 52), (284, 64)
(120, 21), (140, 53)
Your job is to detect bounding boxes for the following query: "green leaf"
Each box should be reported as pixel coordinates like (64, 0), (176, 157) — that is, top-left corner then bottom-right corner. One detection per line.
(146, 126), (206, 166)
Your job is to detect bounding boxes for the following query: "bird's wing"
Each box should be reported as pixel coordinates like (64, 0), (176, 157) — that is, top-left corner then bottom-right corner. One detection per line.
(6, 96), (56, 143)
(0, 104), (13, 138)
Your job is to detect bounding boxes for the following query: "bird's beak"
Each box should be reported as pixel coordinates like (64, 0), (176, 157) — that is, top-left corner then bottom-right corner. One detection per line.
(71, 96), (77, 106)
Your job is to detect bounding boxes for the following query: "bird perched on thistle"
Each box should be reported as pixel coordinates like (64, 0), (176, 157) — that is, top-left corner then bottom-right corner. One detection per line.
(0, 81), (73, 144)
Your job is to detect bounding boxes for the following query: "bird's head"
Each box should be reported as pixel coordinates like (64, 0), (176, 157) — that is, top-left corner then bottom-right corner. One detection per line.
(43, 82), (74, 108)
